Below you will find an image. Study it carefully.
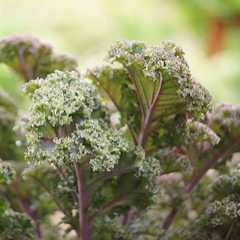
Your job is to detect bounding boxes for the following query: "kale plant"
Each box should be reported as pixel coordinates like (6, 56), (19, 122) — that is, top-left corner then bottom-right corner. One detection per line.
(0, 34), (239, 240)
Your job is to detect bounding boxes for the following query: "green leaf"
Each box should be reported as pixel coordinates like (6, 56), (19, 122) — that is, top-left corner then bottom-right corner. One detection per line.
(85, 66), (140, 143)
(0, 34), (79, 81)
(0, 197), (34, 239)
(87, 39), (214, 152)
(86, 148), (160, 219)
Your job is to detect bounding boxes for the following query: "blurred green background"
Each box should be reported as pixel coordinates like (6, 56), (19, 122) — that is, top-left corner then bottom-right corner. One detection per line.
(1, 0), (240, 106)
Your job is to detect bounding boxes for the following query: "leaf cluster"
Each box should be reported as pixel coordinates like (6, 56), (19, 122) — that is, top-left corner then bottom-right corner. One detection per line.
(0, 34), (240, 240)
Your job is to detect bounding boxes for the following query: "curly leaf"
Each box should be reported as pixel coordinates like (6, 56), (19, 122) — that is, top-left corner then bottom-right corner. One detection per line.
(87, 39), (213, 151)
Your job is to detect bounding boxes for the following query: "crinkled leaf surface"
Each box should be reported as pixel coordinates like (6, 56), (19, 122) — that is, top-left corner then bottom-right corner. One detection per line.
(23, 70), (161, 235)
(86, 39), (215, 153)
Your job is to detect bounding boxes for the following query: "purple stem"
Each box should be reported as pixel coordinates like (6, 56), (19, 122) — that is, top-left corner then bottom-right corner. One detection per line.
(61, 125), (68, 136)
(162, 140), (240, 231)
(138, 73), (163, 147)
(73, 161), (91, 240)
(162, 208), (178, 231)
(224, 217), (238, 240)
(184, 142), (237, 194)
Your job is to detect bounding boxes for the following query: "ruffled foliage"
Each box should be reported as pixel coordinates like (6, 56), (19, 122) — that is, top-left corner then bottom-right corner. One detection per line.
(156, 104), (240, 239)
(181, 103), (240, 178)
(170, 162), (240, 240)
(23, 70), (161, 237)
(2, 34), (240, 240)
(157, 148), (193, 175)
(86, 39), (218, 154)
(0, 34), (79, 81)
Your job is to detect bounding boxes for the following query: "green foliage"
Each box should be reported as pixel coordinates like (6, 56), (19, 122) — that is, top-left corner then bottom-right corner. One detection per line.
(23, 70), (161, 237)
(0, 34), (79, 82)
(0, 196), (34, 239)
(0, 34), (240, 240)
(86, 39), (218, 154)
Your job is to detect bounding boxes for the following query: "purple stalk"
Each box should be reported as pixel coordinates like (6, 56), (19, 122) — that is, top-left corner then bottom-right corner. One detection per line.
(224, 218), (238, 240)
(73, 161), (91, 240)
(162, 208), (178, 230)
(138, 73), (163, 147)
(184, 142), (237, 194)
(162, 140), (240, 231)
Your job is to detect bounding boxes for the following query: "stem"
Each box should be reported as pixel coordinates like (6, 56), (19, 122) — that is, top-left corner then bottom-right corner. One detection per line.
(224, 217), (238, 240)
(184, 142), (236, 194)
(115, 208), (135, 240)
(138, 73), (163, 147)
(155, 101), (188, 108)
(32, 47), (48, 78)
(73, 161), (91, 240)
(162, 140), (240, 231)
(152, 109), (187, 122)
(122, 206), (134, 226)
(127, 123), (138, 145)
(162, 208), (178, 230)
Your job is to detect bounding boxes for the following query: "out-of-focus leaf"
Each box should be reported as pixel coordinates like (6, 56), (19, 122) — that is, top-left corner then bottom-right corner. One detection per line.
(0, 34), (79, 82)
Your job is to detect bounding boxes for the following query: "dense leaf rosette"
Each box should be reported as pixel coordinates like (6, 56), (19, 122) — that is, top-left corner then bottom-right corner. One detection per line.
(24, 70), (112, 167)
(24, 70), (160, 174)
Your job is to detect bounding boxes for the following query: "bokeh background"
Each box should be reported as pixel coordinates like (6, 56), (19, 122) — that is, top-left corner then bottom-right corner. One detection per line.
(1, 0), (240, 107)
